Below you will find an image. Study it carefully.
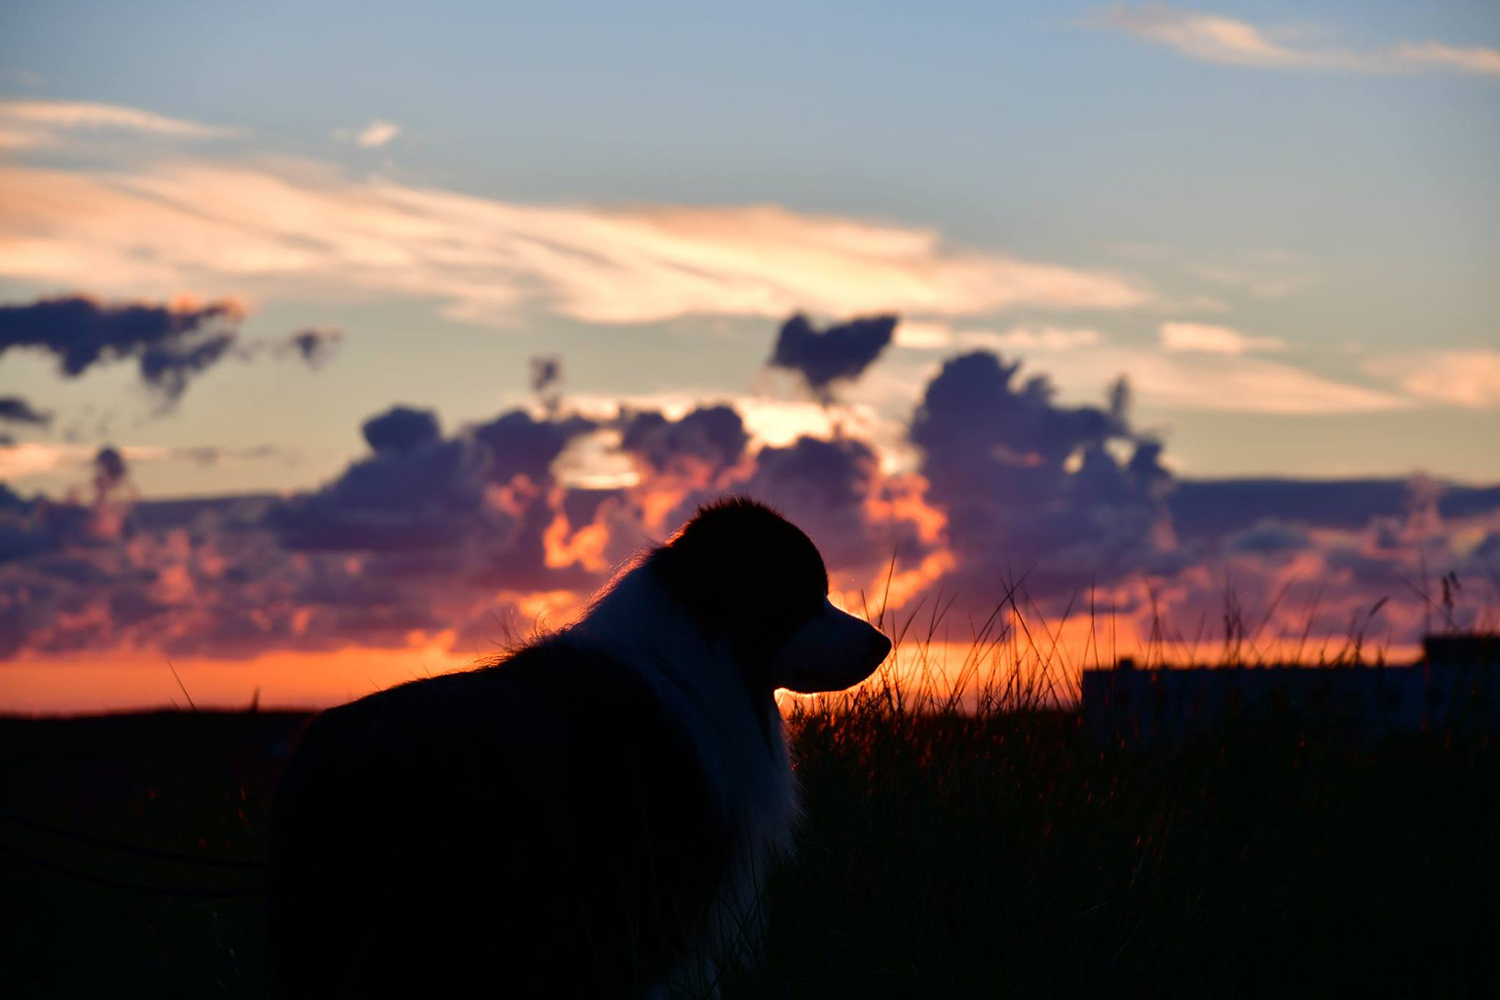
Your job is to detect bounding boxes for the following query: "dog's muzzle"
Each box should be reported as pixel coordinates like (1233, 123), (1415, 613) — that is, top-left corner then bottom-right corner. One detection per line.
(771, 599), (892, 694)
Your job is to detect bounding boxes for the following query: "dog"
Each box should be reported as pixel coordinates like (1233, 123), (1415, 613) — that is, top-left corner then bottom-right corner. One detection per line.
(268, 497), (891, 998)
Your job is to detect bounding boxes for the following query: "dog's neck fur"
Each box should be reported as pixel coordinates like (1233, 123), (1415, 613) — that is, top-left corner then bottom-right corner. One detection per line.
(567, 558), (801, 992)
(570, 559), (799, 845)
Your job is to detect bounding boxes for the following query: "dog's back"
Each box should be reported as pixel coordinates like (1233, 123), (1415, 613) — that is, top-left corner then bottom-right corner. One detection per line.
(268, 636), (729, 998)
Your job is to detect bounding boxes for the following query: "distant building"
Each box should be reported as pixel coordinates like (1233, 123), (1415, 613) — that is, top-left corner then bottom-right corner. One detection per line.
(1082, 634), (1500, 747)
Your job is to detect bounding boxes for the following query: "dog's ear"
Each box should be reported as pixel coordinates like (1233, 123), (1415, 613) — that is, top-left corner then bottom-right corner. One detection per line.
(652, 498), (829, 648)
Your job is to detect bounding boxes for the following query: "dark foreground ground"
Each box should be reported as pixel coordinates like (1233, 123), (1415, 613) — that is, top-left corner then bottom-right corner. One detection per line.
(1, 705), (1495, 998)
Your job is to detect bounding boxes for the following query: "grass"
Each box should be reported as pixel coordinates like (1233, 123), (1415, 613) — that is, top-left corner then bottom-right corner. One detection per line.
(1, 601), (1496, 997)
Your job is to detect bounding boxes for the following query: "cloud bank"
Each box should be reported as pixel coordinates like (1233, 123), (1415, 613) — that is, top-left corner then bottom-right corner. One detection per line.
(2, 313), (1494, 668)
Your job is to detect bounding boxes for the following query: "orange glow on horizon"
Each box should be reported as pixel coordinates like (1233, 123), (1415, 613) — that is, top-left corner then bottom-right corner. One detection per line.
(1, 616), (1423, 717)
(0, 640), (474, 716)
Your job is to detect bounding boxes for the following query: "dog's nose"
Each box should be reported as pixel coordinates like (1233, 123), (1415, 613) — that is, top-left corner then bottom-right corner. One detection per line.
(867, 628), (892, 666)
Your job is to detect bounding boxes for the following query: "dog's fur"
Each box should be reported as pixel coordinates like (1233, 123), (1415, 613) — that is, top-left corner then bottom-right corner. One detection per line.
(268, 498), (890, 998)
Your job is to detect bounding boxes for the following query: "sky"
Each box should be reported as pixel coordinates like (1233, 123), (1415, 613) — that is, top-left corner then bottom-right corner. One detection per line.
(0, 2), (1497, 710)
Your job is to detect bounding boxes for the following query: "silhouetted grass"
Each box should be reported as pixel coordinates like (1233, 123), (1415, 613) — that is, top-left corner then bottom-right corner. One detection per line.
(1, 604), (1495, 997)
(733, 681), (1496, 996)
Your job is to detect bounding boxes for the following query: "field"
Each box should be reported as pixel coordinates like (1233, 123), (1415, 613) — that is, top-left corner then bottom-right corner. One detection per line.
(3, 671), (1495, 999)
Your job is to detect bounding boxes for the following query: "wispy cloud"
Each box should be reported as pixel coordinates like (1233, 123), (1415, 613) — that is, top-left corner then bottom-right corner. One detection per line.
(1160, 321), (1284, 355)
(1082, 348), (1406, 414)
(1093, 4), (1500, 76)
(0, 159), (1151, 326)
(335, 118), (400, 148)
(6, 68), (45, 88)
(0, 99), (240, 145)
(1366, 349), (1500, 409)
(1390, 41), (1500, 76)
(0, 441), (277, 481)
(895, 320), (1102, 351)
(894, 319), (1393, 415)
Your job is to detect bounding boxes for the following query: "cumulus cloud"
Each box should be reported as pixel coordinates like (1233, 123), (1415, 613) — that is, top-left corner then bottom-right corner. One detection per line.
(1160, 321), (1285, 355)
(270, 429), (492, 553)
(1367, 349), (1500, 409)
(0, 294), (245, 408)
(2, 314), (1496, 668)
(769, 313), (897, 402)
(0, 159), (1151, 326)
(619, 405), (749, 476)
(1093, 4), (1500, 76)
(361, 405), (442, 455)
(473, 409), (598, 486)
(909, 350), (1176, 597)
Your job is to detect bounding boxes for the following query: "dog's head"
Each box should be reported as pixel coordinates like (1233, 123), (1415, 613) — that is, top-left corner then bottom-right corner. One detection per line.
(648, 497), (891, 694)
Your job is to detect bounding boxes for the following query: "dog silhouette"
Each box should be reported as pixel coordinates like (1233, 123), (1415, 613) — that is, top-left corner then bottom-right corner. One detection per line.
(268, 498), (890, 997)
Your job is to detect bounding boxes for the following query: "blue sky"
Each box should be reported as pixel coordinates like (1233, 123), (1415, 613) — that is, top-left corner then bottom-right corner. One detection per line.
(2, 0), (1497, 496)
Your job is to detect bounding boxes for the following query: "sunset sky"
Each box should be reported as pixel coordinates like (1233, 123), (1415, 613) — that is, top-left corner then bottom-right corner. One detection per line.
(1, 2), (1497, 710)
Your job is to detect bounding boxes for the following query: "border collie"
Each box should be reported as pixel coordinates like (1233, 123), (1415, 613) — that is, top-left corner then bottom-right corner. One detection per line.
(269, 497), (891, 998)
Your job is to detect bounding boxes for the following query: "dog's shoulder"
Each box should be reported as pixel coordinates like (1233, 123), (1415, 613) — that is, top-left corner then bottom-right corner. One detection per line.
(284, 634), (719, 806)
(271, 634), (736, 995)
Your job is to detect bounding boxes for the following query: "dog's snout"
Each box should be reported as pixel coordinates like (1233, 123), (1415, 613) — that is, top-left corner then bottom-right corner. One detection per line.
(867, 628), (892, 665)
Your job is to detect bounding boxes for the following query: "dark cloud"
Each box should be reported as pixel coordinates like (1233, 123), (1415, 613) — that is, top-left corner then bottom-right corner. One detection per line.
(619, 405), (749, 475)
(0, 395), (51, 427)
(139, 331), (238, 406)
(0, 447), (135, 566)
(768, 313), (896, 402)
(284, 328), (342, 368)
(724, 435), (896, 573)
(269, 437), (488, 552)
(362, 405), (442, 455)
(473, 409), (596, 485)
(1225, 519), (1313, 555)
(1, 417), (536, 657)
(3, 314), (1499, 667)
(1169, 479), (1413, 540)
(748, 435), (876, 512)
(0, 294), (246, 407)
(93, 446), (128, 492)
(910, 350), (1173, 596)
(530, 356), (562, 395)
(269, 402), (597, 600)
